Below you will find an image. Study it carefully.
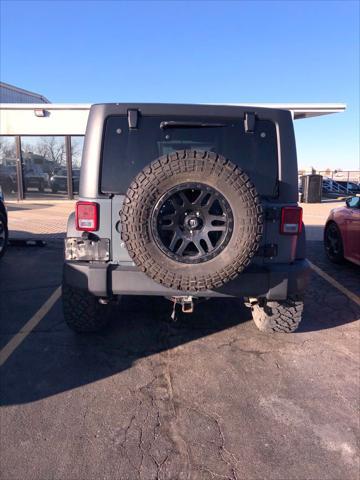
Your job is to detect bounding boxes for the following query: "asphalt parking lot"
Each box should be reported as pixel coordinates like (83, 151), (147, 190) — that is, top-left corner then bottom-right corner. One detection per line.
(0, 202), (359, 480)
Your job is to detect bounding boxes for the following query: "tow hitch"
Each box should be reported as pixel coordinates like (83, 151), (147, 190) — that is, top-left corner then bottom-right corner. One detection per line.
(170, 296), (194, 321)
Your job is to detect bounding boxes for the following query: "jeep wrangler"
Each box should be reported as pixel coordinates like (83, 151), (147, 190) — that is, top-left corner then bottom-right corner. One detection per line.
(63, 103), (310, 333)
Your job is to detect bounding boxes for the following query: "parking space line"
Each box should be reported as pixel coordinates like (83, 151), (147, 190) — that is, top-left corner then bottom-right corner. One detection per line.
(308, 260), (360, 307)
(1, 261), (358, 367)
(0, 286), (61, 367)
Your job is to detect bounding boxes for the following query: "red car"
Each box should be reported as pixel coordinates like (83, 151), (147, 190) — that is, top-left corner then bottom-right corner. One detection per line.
(324, 196), (360, 265)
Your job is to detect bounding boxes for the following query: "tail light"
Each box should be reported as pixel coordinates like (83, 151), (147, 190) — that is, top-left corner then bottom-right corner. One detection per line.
(76, 201), (98, 231)
(280, 206), (302, 235)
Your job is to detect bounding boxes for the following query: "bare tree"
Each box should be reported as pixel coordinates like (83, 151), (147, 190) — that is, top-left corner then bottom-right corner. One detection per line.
(36, 137), (66, 165)
(0, 138), (16, 161)
(21, 141), (34, 155)
(70, 137), (84, 168)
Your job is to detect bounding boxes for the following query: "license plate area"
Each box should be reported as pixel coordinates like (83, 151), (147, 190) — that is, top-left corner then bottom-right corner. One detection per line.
(65, 237), (110, 261)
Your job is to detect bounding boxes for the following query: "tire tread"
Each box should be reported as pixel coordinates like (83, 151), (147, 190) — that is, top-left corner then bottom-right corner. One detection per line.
(62, 282), (111, 332)
(121, 150), (263, 291)
(251, 295), (304, 333)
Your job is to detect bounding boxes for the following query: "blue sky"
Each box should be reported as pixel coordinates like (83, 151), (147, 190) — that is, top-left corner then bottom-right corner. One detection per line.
(1, 0), (359, 170)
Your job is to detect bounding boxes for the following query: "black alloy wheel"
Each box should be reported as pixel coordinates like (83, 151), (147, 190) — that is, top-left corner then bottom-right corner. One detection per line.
(151, 183), (234, 264)
(324, 222), (344, 263)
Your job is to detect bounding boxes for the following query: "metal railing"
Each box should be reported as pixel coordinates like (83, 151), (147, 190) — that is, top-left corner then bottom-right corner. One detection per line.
(316, 170), (360, 183)
(322, 178), (349, 194)
(298, 171), (360, 196)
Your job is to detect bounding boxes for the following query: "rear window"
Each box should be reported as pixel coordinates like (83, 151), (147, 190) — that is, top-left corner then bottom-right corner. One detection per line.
(101, 115), (278, 196)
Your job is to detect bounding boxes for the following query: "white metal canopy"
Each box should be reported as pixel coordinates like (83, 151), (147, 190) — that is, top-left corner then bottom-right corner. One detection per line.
(219, 103), (347, 119)
(0, 103), (346, 136)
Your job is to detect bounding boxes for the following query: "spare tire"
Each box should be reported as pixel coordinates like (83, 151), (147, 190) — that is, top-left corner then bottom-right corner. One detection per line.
(121, 150), (263, 291)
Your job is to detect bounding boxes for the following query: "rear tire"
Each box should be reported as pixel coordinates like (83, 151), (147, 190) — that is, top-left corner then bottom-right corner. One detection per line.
(250, 296), (304, 333)
(324, 222), (344, 263)
(62, 281), (112, 333)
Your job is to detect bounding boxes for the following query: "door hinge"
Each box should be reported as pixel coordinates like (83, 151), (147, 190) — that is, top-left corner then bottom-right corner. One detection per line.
(128, 109), (139, 129)
(244, 112), (256, 133)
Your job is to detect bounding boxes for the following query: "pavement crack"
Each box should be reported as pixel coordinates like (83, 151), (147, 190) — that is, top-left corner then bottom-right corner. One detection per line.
(161, 351), (191, 477)
(177, 399), (241, 479)
(201, 466), (235, 479)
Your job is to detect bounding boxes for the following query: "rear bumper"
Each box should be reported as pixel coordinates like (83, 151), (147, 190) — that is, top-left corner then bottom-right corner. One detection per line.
(63, 259), (311, 300)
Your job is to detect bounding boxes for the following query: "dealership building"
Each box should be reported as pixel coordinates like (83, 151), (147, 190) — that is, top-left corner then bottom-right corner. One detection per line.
(0, 82), (349, 201)
(0, 82), (90, 200)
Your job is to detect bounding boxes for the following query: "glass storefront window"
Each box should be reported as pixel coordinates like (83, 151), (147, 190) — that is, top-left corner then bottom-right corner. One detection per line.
(1, 135), (85, 200)
(20, 136), (67, 198)
(71, 136), (84, 169)
(0, 136), (18, 199)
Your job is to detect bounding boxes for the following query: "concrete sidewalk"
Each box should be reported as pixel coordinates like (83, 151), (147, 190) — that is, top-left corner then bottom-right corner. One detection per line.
(5, 199), (75, 240)
(300, 200), (345, 241)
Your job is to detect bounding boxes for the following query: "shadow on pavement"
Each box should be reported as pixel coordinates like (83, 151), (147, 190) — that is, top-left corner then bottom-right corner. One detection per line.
(299, 237), (360, 332)
(0, 293), (249, 406)
(306, 239), (360, 295)
(6, 229), (65, 243)
(1, 234), (359, 406)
